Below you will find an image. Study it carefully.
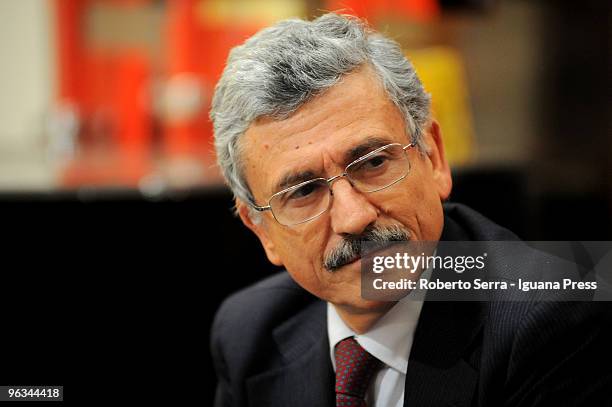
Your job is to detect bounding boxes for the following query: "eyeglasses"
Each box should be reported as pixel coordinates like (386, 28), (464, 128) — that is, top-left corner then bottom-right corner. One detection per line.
(250, 142), (415, 226)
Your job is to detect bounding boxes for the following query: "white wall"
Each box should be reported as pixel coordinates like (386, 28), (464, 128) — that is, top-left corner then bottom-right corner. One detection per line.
(0, 0), (56, 189)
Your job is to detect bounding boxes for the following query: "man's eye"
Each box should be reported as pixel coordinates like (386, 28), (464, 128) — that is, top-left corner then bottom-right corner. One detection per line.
(288, 183), (319, 200)
(364, 156), (386, 168)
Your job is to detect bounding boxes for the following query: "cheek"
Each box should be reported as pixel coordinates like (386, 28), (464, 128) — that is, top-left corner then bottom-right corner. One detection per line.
(281, 247), (329, 300)
(376, 165), (444, 240)
(408, 179), (445, 240)
(273, 226), (327, 272)
(274, 222), (336, 296)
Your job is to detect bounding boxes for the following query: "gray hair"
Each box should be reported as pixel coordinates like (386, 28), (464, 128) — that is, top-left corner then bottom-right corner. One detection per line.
(210, 13), (431, 209)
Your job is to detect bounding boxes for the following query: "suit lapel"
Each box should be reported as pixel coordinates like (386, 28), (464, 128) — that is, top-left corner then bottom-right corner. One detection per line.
(246, 300), (335, 407)
(403, 300), (483, 407)
(403, 214), (484, 407)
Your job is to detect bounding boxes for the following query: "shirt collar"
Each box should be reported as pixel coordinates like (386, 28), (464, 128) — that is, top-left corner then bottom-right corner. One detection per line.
(327, 283), (427, 374)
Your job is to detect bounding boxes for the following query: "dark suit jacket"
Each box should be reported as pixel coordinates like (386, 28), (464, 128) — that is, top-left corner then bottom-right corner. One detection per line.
(211, 203), (612, 406)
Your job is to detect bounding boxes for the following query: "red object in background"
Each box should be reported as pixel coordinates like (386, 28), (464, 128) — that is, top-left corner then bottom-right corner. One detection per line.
(105, 0), (149, 5)
(167, 0), (198, 74)
(53, 0), (295, 186)
(396, 0), (439, 21)
(114, 52), (152, 181)
(163, 0), (207, 158)
(324, 0), (384, 20)
(324, 0), (439, 21)
(55, 0), (154, 186)
(54, 0), (89, 104)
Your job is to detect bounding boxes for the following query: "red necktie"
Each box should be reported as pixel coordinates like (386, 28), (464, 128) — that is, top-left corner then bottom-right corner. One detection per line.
(334, 337), (382, 407)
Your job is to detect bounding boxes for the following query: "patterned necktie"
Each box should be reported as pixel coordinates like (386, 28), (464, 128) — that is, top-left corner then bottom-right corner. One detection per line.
(334, 337), (382, 407)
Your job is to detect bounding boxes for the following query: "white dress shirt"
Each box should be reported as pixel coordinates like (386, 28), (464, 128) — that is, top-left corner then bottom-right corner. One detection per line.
(327, 270), (430, 407)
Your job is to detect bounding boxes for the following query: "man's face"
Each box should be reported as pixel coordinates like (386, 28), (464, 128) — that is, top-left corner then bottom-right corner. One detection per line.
(238, 66), (452, 313)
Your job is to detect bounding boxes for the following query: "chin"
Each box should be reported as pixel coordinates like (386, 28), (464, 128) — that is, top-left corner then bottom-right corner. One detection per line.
(341, 297), (396, 314)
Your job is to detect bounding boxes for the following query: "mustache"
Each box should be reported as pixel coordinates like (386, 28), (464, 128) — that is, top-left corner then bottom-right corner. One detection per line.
(323, 224), (411, 272)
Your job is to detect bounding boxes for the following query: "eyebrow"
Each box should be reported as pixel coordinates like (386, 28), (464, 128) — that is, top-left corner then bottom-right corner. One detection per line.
(274, 170), (318, 194)
(343, 137), (394, 164)
(271, 136), (394, 194)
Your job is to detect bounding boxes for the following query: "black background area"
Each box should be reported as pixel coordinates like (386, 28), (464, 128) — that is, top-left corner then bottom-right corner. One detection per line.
(1, 168), (610, 404)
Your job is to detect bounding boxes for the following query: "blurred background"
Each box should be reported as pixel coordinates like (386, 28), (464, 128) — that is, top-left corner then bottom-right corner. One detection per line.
(0, 0), (609, 403)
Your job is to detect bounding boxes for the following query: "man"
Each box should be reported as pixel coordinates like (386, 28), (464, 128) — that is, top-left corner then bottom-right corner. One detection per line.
(210, 13), (611, 407)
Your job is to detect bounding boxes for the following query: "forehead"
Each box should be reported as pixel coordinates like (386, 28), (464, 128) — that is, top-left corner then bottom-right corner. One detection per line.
(241, 67), (408, 200)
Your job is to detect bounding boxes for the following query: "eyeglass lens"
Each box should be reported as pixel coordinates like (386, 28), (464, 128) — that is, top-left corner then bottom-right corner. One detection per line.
(270, 144), (410, 226)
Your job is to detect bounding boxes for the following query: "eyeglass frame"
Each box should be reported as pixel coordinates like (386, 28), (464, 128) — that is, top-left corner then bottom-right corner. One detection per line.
(248, 142), (416, 226)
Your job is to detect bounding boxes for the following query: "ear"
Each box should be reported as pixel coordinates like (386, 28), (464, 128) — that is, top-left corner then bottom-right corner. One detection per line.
(236, 200), (284, 266)
(424, 120), (452, 200)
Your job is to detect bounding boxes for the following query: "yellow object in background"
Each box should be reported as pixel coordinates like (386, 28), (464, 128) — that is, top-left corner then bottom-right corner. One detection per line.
(409, 47), (475, 165)
(196, 0), (307, 28)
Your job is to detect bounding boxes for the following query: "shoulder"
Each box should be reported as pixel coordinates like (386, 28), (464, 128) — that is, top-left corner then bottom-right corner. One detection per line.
(505, 301), (612, 404)
(216, 272), (310, 323)
(210, 272), (320, 375)
(442, 202), (520, 241)
(212, 272), (312, 338)
(210, 272), (323, 405)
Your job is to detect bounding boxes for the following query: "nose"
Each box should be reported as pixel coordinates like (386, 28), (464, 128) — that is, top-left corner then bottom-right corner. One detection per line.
(328, 177), (378, 236)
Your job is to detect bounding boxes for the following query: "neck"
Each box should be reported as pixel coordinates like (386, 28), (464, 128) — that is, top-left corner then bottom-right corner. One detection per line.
(334, 302), (395, 334)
